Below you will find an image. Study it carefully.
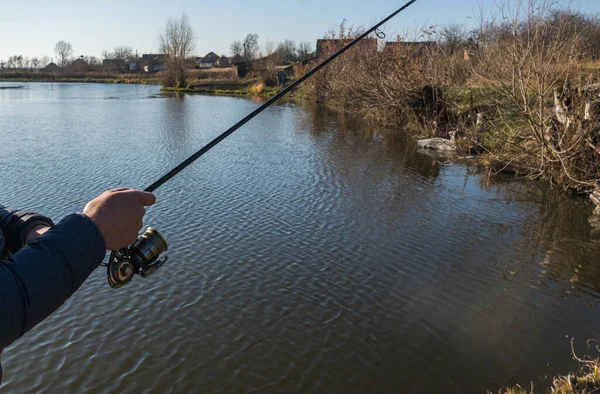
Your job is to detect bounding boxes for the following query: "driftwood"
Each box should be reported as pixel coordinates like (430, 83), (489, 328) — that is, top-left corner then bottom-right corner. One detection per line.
(417, 138), (456, 151)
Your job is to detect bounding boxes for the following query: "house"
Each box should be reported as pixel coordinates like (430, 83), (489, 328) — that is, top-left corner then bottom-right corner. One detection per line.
(230, 54), (244, 66)
(141, 54), (166, 72)
(275, 65), (294, 86)
(197, 52), (220, 68)
(384, 41), (437, 57)
(275, 64), (294, 78)
(103, 59), (119, 70)
(42, 62), (59, 72)
(215, 56), (230, 67)
(70, 57), (89, 71)
(316, 39), (352, 58)
(315, 38), (378, 58)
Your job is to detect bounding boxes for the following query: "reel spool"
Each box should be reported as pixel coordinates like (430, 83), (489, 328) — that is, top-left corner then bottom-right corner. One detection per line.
(105, 227), (169, 289)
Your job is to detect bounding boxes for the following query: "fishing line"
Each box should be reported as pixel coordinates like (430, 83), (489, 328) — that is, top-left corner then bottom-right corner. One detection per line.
(144, 0), (419, 193)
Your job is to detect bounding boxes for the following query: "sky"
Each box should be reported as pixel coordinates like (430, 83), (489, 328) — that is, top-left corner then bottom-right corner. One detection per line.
(1, 0), (600, 62)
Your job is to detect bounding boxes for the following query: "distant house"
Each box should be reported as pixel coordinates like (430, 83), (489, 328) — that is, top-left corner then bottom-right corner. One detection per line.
(102, 59), (118, 70)
(141, 54), (166, 72)
(70, 58), (89, 71)
(230, 54), (244, 66)
(197, 52), (219, 68)
(316, 38), (377, 58)
(42, 62), (59, 72)
(215, 56), (230, 67)
(384, 41), (437, 57)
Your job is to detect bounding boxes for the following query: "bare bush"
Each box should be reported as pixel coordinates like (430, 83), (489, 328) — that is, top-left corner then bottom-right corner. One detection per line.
(471, 0), (600, 191)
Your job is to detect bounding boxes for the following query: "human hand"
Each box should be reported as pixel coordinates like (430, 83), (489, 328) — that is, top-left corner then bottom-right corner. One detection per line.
(83, 188), (156, 250)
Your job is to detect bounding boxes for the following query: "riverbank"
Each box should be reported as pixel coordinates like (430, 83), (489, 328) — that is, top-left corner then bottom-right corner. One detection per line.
(0, 71), (161, 85)
(499, 359), (600, 394)
(161, 78), (282, 98)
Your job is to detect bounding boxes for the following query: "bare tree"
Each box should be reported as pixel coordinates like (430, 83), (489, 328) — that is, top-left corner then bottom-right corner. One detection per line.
(31, 57), (40, 69)
(54, 41), (73, 67)
(242, 34), (259, 61)
(159, 12), (196, 87)
(85, 56), (101, 66)
(297, 41), (313, 60)
(275, 39), (297, 63)
(439, 22), (468, 55)
(40, 55), (50, 67)
(8, 55), (24, 69)
(113, 46), (133, 70)
(230, 40), (243, 56)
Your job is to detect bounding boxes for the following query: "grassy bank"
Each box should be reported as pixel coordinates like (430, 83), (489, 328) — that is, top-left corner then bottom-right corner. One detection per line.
(498, 360), (600, 393)
(161, 78), (282, 98)
(0, 71), (161, 85)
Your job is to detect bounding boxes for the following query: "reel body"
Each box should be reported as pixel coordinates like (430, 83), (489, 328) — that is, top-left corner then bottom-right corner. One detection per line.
(106, 227), (169, 288)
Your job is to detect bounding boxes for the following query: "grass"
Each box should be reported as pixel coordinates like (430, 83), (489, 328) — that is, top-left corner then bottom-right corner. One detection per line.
(0, 73), (160, 85)
(495, 360), (600, 394)
(163, 77), (283, 98)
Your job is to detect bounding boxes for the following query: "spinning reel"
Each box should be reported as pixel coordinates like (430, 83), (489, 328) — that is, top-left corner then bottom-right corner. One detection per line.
(104, 227), (169, 289)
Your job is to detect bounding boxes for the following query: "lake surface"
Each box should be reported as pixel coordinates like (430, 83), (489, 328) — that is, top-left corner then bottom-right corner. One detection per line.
(1, 82), (600, 393)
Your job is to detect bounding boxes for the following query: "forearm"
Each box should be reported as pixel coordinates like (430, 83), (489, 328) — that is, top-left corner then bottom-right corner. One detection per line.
(0, 213), (105, 350)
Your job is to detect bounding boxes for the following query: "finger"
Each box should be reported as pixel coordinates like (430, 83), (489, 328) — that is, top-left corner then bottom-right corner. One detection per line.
(130, 191), (156, 206)
(136, 206), (146, 217)
(111, 187), (130, 192)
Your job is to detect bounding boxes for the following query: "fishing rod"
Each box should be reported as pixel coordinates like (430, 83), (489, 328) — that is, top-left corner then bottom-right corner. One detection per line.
(105, 0), (420, 289)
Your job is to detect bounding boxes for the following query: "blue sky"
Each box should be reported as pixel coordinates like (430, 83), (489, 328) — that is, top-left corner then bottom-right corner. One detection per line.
(1, 0), (599, 62)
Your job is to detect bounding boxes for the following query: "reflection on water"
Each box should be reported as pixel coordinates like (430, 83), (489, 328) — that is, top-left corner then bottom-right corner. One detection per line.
(1, 82), (599, 393)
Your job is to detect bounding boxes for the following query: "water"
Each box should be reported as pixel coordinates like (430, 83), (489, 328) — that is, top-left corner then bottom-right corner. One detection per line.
(1, 82), (599, 393)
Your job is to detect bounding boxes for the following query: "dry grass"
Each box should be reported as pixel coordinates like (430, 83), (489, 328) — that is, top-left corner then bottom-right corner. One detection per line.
(306, 0), (600, 194)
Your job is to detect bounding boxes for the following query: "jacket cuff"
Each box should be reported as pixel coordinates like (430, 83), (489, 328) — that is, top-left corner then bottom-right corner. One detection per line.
(2, 210), (55, 253)
(71, 213), (107, 253)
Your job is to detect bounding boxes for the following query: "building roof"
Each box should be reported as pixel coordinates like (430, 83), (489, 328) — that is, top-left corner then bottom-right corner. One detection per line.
(230, 54), (244, 64)
(141, 54), (165, 61)
(200, 52), (220, 62)
(42, 62), (59, 70)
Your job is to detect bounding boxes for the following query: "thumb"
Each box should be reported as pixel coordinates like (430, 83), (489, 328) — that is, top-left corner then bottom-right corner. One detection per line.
(131, 190), (157, 206)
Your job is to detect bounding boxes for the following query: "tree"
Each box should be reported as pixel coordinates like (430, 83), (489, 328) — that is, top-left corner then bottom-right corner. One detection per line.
(113, 46), (133, 70)
(40, 56), (50, 67)
(297, 41), (313, 61)
(31, 57), (40, 69)
(275, 39), (297, 63)
(158, 12), (195, 87)
(242, 34), (259, 61)
(54, 41), (73, 66)
(439, 23), (468, 55)
(230, 40), (243, 56)
(85, 56), (101, 66)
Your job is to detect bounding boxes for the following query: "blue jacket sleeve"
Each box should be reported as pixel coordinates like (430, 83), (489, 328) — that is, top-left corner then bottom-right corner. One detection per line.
(0, 213), (106, 352)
